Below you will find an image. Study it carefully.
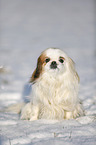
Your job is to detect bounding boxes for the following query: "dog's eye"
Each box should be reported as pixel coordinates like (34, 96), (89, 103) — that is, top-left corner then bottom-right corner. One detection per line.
(59, 58), (64, 63)
(45, 58), (50, 63)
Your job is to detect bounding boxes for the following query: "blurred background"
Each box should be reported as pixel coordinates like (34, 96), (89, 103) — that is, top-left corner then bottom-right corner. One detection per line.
(0, 0), (95, 99)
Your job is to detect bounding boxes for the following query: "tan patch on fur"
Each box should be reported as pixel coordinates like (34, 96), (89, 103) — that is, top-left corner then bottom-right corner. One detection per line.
(30, 53), (46, 83)
(75, 72), (80, 83)
(59, 56), (65, 61)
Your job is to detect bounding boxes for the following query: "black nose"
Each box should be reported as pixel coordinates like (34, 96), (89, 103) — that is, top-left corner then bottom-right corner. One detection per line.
(50, 61), (57, 69)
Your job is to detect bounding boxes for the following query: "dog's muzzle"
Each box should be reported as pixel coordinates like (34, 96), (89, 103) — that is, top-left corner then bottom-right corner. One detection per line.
(50, 61), (57, 69)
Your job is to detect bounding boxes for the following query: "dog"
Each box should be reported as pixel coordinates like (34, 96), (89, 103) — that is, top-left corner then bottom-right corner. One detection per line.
(20, 48), (84, 121)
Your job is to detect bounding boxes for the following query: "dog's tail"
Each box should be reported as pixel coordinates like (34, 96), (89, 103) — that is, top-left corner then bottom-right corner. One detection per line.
(0, 102), (25, 114)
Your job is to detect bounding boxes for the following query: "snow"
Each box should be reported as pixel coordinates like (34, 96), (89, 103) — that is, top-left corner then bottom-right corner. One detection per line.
(0, 0), (96, 145)
(0, 114), (96, 145)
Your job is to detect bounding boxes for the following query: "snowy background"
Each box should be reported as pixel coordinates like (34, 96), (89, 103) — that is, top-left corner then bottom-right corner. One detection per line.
(0, 0), (96, 145)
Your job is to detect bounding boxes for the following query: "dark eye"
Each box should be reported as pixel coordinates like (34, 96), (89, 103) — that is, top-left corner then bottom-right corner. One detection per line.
(59, 58), (64, 63)
(45, 58), (50, 63)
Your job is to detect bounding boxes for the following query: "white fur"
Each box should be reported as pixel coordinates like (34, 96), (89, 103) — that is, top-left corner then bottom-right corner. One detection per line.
(21, 48), (84, 120)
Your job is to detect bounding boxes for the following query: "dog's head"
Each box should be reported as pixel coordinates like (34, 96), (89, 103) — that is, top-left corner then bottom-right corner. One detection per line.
(30, 48), (79, 83)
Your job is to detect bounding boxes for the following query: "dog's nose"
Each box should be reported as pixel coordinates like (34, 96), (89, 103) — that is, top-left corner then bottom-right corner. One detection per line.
(50, 61), (57, 69)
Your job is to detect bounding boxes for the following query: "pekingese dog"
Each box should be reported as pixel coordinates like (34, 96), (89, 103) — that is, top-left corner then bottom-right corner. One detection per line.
(20, 48), (84, 121)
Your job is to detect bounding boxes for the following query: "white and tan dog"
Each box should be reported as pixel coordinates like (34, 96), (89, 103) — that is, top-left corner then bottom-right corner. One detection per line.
(20, 48), (84, 121)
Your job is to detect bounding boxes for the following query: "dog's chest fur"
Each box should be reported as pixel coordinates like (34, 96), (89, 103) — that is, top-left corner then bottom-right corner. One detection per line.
(31, 72), (78, 119)
(32, 72), (66, 104)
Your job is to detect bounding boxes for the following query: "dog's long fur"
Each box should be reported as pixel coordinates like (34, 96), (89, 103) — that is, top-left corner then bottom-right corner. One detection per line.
(20, 48), (84, 120)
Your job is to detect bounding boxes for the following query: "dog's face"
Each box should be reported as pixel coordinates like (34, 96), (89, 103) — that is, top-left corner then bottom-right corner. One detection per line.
(30, 48), (76, 83)
(42, 48), (66, 74)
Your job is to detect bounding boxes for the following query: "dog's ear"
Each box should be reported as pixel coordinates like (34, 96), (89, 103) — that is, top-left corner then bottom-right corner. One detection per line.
(29, 56), (42, 83)
(29, 54), (45, 83)
(68, 57), (75, 71)
(68, 57), (80, 83)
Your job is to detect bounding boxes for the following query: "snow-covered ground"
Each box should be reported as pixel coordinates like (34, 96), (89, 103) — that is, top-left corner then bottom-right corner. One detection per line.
(0, 0), (96, 145)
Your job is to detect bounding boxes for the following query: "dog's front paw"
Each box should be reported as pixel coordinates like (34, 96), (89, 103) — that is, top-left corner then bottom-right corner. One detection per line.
(20, 103), (39, 121)
(72, 103), (85, 119)
(20, 103), (32, 120)
(65, 103), (84, 119)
